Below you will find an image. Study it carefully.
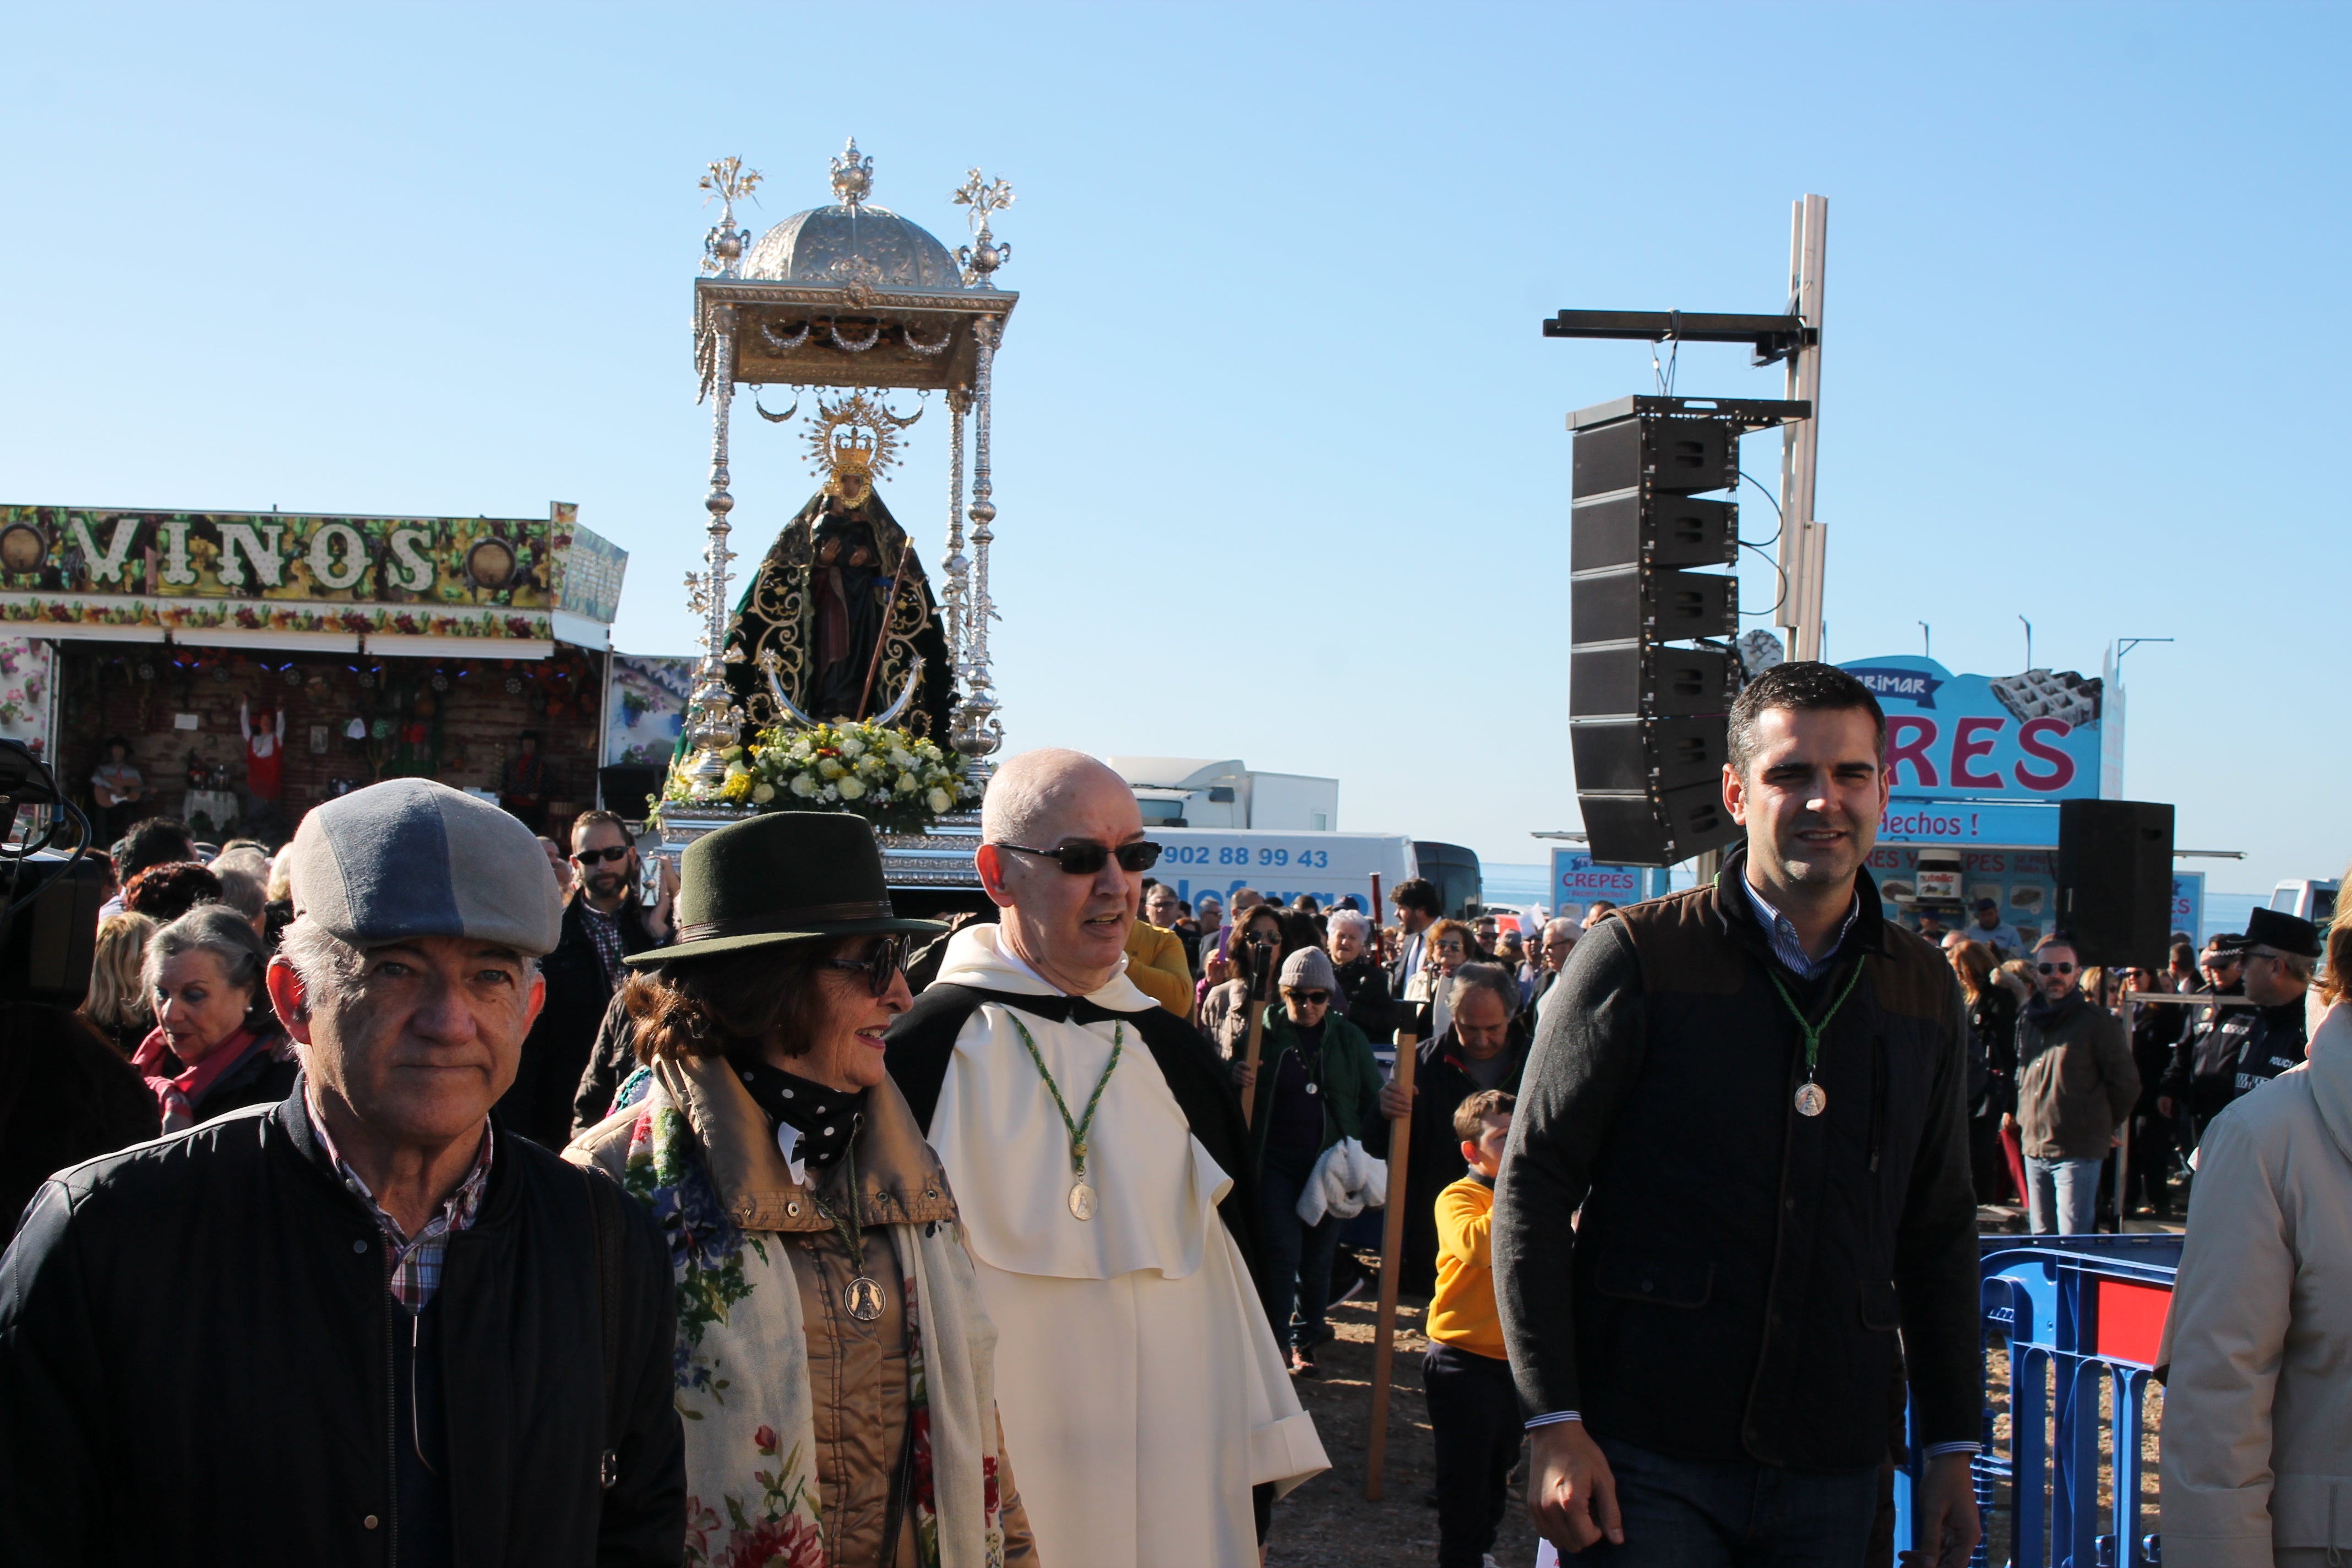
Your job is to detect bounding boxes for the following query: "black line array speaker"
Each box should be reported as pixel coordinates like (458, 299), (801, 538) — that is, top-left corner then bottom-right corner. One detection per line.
(1567, 402), (1744, 866)
(2055, 799), (2175, 967)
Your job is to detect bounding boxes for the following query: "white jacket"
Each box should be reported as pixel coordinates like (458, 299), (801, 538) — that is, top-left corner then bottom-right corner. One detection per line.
(2159, 1004), (2352, 1565)
(1294, 1136), (1387, 1224)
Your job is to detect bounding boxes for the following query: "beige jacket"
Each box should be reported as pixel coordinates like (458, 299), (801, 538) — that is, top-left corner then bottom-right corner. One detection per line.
(2159, 1005), (2352, 1565)
(571, 1057), (1036, 1567)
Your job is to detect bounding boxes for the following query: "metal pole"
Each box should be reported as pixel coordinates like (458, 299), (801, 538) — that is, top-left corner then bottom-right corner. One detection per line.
(1777, 194), (1829, 663)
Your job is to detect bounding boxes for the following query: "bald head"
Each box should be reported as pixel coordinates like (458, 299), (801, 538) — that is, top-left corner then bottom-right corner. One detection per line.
(981, 748), (1134, 848)
(976, 748), (1146, 997)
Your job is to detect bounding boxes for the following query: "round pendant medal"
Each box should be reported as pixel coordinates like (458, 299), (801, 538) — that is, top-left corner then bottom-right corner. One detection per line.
(1794, 1082), (1828, 1118)
(1069, 1180), (1097, 1221)
(1305, 1082), (1319, 1096)
(844, 1275), (886, 1322)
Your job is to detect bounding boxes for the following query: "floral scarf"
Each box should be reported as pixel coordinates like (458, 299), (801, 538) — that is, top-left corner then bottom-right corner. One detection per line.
(613, 1078), (1006, 1568)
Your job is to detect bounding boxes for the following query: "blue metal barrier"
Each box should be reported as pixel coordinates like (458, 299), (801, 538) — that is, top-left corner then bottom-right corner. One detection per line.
(1894, 1234), (2181, 1568)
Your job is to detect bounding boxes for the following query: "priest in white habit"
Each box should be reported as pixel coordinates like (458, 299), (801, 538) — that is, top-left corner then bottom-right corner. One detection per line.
(887, 748), (1327, 1564)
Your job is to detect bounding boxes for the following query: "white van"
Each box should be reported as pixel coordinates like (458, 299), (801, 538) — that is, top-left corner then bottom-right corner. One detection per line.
(2269, 880), (2340, 924)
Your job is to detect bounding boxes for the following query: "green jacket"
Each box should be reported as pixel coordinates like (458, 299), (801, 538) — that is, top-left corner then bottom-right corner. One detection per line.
(1240, 1004), (1386, 1171)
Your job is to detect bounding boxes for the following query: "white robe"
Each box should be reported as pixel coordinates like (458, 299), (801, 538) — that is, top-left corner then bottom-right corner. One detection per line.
(928, 924), (1327, 1567)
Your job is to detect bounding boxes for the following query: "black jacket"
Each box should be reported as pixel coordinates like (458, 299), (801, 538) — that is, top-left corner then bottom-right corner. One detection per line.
(2160, 981), (2243, 1102)
(1335, 953), (1400, 1043)
(0, 1082), (683, 1567)
(1393, 1025), (1530, 1297)
(570, 989), (641, 1142)
(1493, 852), (1980, 1471)
(504, 895), (662, 1148)
(2129, 999), (2185, 1117)
(1967, 986), (2020, 1118)
(885, 982), (1268, 1297)
(2231, 997), (2309, 1099)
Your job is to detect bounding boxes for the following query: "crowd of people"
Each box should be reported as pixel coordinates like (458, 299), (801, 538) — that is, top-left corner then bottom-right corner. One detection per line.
(2, 662), (2345, 1567)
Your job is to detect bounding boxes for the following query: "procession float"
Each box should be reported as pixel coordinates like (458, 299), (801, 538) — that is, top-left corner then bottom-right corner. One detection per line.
(655, 140), (1018, 912)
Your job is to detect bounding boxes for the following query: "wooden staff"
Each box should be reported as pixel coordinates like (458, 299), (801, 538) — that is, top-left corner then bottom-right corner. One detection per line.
(1365, 1024), (1419, 1501)
(1238, 942), (1272, 1127)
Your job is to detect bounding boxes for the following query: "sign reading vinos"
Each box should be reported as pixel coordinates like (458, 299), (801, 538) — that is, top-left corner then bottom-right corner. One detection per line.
(0, 503), (625, 644)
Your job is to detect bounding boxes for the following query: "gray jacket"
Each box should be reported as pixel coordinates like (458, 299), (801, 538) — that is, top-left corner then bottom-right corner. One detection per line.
(2160, 1005), (2352, 1564)
(2014, 995), (2138, 1161)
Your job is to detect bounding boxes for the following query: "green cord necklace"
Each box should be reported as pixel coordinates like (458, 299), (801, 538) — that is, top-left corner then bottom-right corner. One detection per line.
(1763, 957), (1868, 1117)
(807, 1142), (887, 1322)
(1010, 1014), (1124, 1221)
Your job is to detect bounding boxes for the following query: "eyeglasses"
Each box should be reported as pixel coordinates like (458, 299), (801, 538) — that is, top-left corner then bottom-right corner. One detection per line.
(823, 935), (910, 997)
(996, 840), (1162, 875)
(1291, 990), (1331, 1005)
(571, 845), (630, 866)
(2038, 962), (2077, 976)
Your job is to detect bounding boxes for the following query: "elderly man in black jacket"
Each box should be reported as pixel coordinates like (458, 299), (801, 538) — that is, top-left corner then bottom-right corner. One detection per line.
(1495, 663), (1981, 1566)
(0, 778), (683, 1567)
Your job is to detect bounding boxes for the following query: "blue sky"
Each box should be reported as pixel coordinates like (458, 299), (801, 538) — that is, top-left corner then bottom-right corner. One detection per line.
(3, 3), (2343, 892)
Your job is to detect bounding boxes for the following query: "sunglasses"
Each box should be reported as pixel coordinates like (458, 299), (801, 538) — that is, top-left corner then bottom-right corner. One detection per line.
(570, 845), (631, 866)
(824, 935), (910, 997)
(1291, 990), (1331, 1005)
(2038, 962), (2077, 976)
(997, 840), (1163, 875)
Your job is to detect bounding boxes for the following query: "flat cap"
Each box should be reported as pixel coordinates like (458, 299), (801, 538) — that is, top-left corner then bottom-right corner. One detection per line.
(285, 778), (563, 956)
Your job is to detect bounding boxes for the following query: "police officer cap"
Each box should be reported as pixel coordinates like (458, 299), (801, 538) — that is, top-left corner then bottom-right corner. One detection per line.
(2242, 906), (2322, 960)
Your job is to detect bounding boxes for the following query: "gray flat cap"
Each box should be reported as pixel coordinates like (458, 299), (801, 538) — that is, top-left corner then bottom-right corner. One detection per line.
(285, 778), (563, 956)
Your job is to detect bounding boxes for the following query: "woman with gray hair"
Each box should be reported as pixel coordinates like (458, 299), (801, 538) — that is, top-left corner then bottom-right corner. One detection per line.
(1325, 908), (1401, 1042)
(129, 904), (296, 1131)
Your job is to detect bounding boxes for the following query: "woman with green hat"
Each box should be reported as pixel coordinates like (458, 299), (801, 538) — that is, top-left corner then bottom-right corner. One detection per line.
(568, 812), (1035, 1567)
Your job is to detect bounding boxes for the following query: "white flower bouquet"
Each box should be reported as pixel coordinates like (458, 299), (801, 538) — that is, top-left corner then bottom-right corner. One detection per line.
(665, 720), (974, 835)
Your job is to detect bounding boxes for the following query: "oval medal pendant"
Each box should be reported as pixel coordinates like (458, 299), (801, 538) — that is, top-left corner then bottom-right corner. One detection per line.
(1305, 1081), (1319, 1096)
(1069, 1180), (1097, 1221)
(844, 1275), (886, 1323)
(1794, 1081), (1828, 1118)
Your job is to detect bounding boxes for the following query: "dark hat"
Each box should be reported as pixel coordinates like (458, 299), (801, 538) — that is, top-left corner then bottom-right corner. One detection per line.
(628, 812), (943, 967)
(2242, 906), (2322, 960)
(1974, 898), (2000, 912)
(2204, 932), (2246, 955)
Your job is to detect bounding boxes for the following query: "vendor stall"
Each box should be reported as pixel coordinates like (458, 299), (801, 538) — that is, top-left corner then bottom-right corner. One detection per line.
(0, 501), (626, 846)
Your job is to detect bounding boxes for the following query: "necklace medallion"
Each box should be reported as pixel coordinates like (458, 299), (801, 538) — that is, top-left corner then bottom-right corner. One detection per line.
(1068, 1180), (1097, 1221)
(1794, 1081), (1828, 1117)
(844, 1273), (887, 1322)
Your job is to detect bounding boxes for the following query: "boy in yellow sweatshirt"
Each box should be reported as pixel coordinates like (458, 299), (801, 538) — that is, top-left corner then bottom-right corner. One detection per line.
(1424, 1088), (1520, 1568)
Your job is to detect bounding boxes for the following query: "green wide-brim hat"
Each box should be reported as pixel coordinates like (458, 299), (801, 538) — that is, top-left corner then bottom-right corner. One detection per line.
(626, 811), (944, 967)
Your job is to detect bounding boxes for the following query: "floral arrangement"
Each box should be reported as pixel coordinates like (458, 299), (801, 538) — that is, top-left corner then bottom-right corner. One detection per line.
(665, 720), (974, 836)
(0, 593), (552, 640)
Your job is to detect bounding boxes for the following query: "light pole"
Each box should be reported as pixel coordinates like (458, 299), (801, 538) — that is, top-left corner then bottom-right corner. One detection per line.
(2018, 615), (2033, 672)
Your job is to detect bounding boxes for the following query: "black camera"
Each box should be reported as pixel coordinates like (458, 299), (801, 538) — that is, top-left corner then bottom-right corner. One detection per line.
(2, 739), (102, 1008)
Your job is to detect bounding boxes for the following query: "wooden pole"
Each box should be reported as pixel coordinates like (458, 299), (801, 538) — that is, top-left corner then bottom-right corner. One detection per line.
(1365, 1027), (1419, 1501)
(1238, 944), (1271, 1127)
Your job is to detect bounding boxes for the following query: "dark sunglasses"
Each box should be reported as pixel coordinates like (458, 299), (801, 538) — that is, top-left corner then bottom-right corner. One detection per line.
(997, 840), (1162, 875)
(824, 935), (910, 997)
(2038, 962), (2077, 976)
(1291, 989), (1331, 1005)
(570, 845), (630, 866)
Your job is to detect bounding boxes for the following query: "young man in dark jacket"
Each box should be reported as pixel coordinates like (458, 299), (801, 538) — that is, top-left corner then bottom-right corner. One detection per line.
(0, 779), (683, 1567)
(1495, 662), (1981, 1566)
(501, 809), (676, 1148)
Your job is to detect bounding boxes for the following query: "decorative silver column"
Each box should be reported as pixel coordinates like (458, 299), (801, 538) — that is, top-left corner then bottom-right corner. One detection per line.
(950, 316), (1003, 759)
(940, 385), (972, 668)
(677, 302), (744, 791)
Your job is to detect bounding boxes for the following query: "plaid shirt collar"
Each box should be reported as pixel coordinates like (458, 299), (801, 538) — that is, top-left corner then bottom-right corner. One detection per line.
(304, 1092), (494, 1314)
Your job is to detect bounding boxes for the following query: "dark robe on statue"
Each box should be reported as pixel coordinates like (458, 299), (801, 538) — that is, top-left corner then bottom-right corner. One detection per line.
(723, 487), (955, 738)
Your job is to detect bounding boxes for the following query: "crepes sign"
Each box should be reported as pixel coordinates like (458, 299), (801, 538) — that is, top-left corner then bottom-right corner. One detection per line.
(1839, 655), (2104, 801)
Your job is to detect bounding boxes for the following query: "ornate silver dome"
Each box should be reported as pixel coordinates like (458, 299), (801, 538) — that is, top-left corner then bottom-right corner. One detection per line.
(742, 204), (962, 291)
